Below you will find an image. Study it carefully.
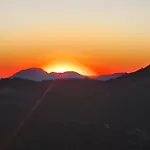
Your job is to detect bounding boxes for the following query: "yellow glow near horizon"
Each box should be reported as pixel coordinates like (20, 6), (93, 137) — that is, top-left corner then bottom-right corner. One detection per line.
(53, 68), (68, 73)
(43, 62), (96, 76)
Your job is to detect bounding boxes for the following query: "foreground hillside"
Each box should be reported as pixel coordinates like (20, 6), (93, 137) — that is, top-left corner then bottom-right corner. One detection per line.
(0, 65), (150, 150)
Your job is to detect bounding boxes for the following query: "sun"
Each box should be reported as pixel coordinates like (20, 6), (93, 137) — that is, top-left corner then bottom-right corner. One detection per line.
(54, 68), (67, 73)
(44, 64), (74, 74)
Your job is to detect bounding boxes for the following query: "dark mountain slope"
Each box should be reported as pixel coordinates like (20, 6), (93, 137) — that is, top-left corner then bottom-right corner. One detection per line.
(94, 73), (126, 81)
(0, 65), (150, 150)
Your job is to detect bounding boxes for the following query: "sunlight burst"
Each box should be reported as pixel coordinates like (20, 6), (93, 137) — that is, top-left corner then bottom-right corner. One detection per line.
(43, 62), (96, 76)
(54, 68), (67, 73)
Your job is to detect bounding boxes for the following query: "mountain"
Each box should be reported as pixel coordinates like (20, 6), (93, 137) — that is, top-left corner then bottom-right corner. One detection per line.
(49, 71), (85, 79)
(10, 65), (150, 81)
(11, 68), (50, 81)
(11, 68), (85, 81)
(94, 73), (126, 81)
(113, 64), (150, 82)
(129, 64), (150, 77)
(1, 64), (150, 150)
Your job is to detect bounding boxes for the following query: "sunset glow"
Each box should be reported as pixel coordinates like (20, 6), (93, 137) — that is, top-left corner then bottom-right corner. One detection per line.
(0, 0), (150, 77)
(43, 62), (96, 76)
(54, 68), (67, 74)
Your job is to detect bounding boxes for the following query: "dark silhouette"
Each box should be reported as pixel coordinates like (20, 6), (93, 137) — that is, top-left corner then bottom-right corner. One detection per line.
(11, 68), (126, 81)
(0, 65), (150, 150)
(11, 68), (85, 81)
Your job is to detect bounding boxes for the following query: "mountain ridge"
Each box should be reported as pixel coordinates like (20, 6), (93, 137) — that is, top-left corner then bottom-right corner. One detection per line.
(0, 64), (150, 150)
(11, 68), (85, 81)
(10, 64), (150, 81)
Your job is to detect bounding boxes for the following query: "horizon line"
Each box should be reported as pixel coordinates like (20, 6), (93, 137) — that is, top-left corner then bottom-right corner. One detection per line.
(1, 64), (150, 79)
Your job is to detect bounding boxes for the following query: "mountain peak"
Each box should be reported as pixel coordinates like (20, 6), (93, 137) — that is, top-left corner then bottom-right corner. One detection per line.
(145, 64), (150, 69)
(15, 68), (47, 73)
(11, 68), (84, 81)
(49, 71), (84, 79)
(10, 64), (150, 82)
(11, 68), (49, 81)
(135, 64), (150, 74)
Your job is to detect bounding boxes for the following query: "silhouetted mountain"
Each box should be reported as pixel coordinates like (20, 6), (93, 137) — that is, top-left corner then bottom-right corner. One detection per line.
(1, 64), (150, 150)
(130, 64), (150, 77)
(11, 68), (85, 81)
(11, 68), (50, 81)
(111, 64), (150, 83)
(49, 71), (85, 79)
(11, 68), (127, 81)
(94, 73), (126, 81)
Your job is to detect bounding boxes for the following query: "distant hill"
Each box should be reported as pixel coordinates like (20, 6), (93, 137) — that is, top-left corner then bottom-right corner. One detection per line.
(1, 64), (150, 150)
(49, 71), (85, 79)
(10, 65), (150, 82)
(129, 64), (150, 77)
(11, 68), (85, 81)
(11, 68), (50, 81)
(94, 73), (126, 81)
(111, 64), (150, 82)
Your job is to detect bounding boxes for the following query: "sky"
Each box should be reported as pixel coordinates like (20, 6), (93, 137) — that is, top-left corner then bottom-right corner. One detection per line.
(0, 0), (150, 77)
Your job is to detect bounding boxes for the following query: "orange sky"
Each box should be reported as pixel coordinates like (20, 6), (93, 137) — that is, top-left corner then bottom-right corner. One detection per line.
(1, 28), (149, 77)
(0, 0), (150, 77)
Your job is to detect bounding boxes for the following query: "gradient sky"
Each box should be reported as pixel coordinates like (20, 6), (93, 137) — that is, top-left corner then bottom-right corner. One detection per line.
(0, 0), (150, 77)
